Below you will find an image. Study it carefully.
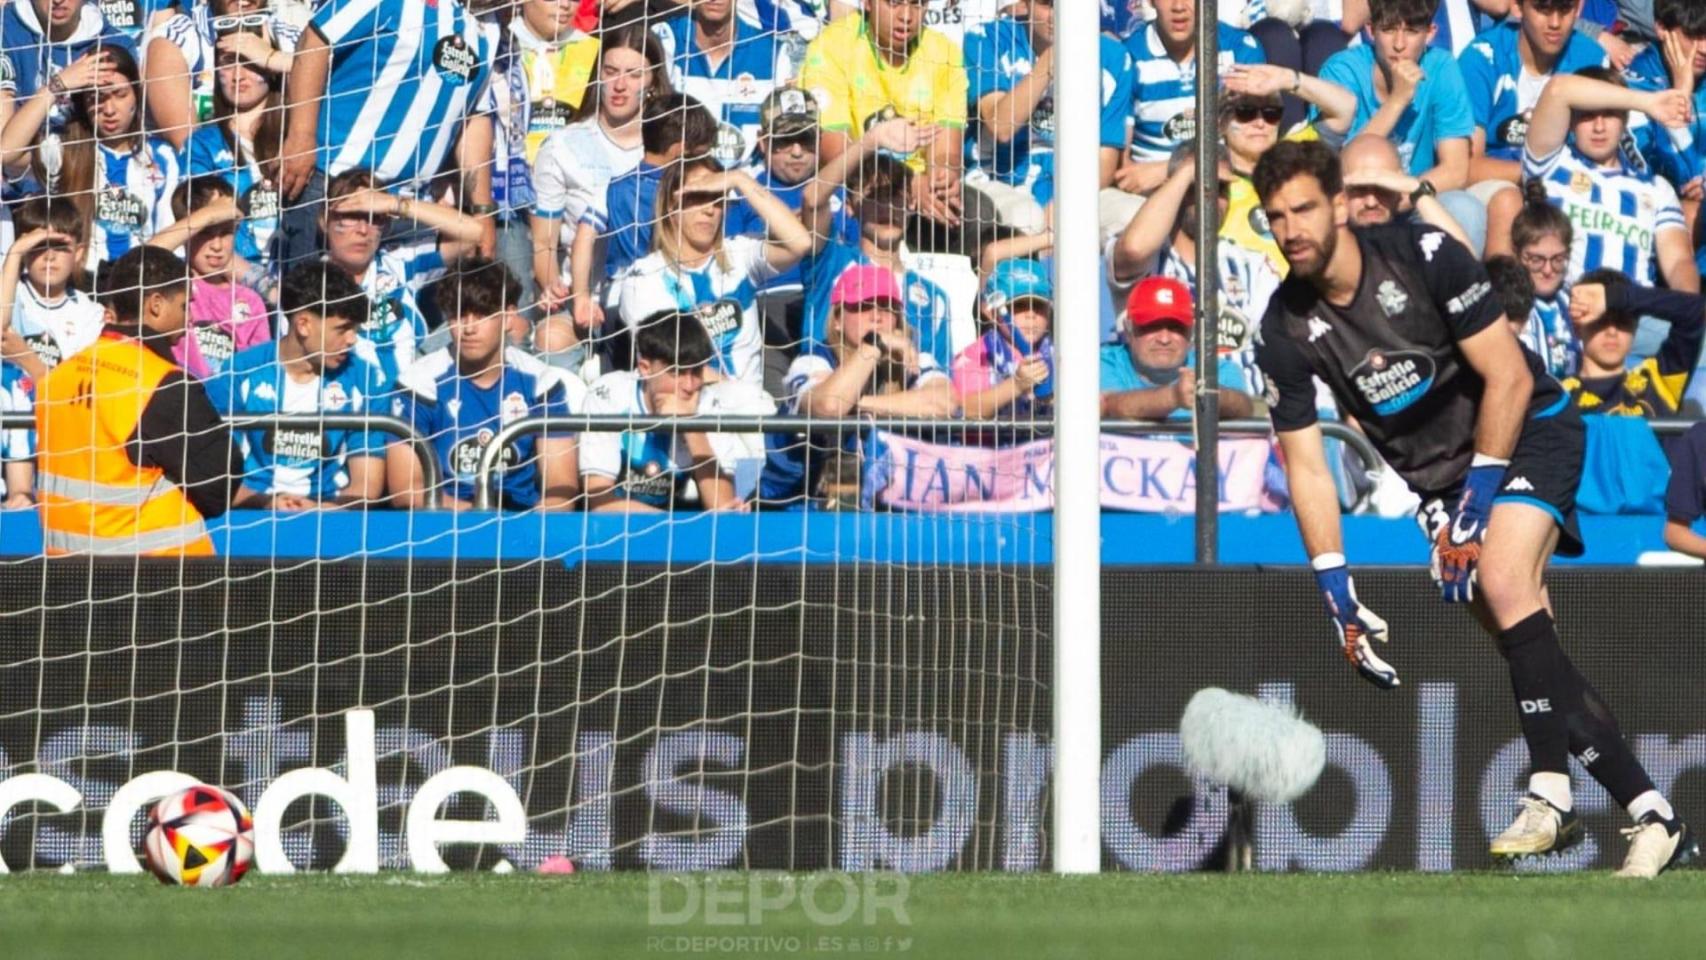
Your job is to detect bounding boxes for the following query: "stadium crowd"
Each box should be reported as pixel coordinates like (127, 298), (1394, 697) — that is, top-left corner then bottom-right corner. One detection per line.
(5, 0), (1706, 543)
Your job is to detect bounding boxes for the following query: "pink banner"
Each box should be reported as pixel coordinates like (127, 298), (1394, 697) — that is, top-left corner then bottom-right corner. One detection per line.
(874, 432), (1273, 513)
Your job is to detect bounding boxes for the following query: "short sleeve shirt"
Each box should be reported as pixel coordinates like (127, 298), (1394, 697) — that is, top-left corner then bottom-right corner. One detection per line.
(798, 13), (967, 173)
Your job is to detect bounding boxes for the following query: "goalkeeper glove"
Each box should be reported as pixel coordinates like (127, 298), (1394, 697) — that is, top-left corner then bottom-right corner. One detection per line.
(1314, 558), (1399, 690)
(1433, 459), (1506, 604)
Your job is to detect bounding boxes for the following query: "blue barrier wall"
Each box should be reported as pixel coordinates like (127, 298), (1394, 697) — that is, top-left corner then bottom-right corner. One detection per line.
(0, 508), (1677, 565)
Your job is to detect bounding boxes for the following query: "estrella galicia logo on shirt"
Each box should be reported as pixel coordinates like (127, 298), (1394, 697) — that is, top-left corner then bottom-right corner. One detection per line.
(243, 182), (281, 220)
(267, 427), (327, 462)
(695, 299), (741, 339)
(433, 36), (478, 85)
(1352, 349), (1435, 415)
(193, 324), (235, 364)
(98, 0), (139, 30)
(1494, 111), (1530, 149)
(23, 333), (62, 369)
(451, 429), (516, 479)
(95, 188), (147, 234)
(1162, 113), (1195, 144)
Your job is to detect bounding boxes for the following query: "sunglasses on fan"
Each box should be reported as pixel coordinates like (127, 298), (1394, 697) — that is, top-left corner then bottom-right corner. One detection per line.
(1230, 103), (1284, 125)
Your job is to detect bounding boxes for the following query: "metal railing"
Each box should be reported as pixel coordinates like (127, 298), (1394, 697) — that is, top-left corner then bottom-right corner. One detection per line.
(17, 408), (1697, 515)
(472, 415), (1388, 512)
(2, 412), (443, 510)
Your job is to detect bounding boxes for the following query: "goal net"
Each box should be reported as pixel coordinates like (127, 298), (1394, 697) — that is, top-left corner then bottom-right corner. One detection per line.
(0, 0), (1069, 874)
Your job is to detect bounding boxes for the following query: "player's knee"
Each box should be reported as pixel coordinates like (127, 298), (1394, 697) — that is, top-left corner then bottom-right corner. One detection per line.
(1475, 560), (1540, 617)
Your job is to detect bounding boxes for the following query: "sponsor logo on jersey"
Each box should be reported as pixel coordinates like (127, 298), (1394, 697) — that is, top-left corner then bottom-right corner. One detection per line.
(268, 427), (326, 462)
(1351, 348), (1435, 415)
(695, 299), (742, 339)
(95, 188), (147, 233)
(1419, 232), (1445, 262)
(194, 324), (236, 364)
(1247, 205), (1270, 238)
(1447, 281), (1491, 315)
(243, 183), (281, 220)
(98, 0), (139, 30)
(434, 36), (478, 85)
(1307, 317), (1331, 343)
(1376, 280), (1409, 318)
(23, 333), (62, 369)
(1494, 112), (1530, 148)
(1217, 306), (1250, 355)
(1563, 202), (1653, 251)
(1162, 113), (1195, 144)
(450, 428), (516, 478)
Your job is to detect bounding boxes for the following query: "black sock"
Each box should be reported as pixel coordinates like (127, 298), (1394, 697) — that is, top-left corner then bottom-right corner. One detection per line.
(1497, 611), (1658, 806)
(1496, 610), (1573, 775)
(1568, 676), (1657, 809)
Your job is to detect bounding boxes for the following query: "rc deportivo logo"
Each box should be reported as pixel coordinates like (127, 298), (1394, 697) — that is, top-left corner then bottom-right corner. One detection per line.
(1351, 349), (1435, 415)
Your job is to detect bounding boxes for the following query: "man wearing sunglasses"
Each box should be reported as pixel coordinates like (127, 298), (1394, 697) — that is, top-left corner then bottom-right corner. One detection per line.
(725, 87), (857, 396)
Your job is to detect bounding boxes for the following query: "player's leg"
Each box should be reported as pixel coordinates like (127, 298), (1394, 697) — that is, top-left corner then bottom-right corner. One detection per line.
(1473, 502), (1583, 859)
(1477, 502), (1696, 875)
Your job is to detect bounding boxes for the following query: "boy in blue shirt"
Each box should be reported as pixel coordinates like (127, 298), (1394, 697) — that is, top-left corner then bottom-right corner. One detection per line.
(391, 258), (584, 510)
(1459, 0), (1609, 185)
(1319, 0), (1481, 249)
(203, 264), (391, 510)
(1627, 0), (1706, 214)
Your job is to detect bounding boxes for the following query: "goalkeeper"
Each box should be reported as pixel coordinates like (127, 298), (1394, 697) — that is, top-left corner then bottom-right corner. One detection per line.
(1252, 140), (1694, 878)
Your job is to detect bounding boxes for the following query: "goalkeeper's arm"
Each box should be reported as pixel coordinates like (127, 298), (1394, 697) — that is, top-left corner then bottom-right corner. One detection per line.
(1276, 424), (1344, 563)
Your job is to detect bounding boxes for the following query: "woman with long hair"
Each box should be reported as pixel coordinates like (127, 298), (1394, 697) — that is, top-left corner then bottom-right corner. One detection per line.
(614, 155), (814, 389)
(143, 0), (299, 151)
(185, 32), (287, 278)
(1511, 179), (1582, 378)
(0, 46), (181, 272)
(531, 22), (671, 312)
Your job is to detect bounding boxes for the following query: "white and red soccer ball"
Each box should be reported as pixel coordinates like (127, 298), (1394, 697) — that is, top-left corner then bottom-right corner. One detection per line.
(142, 785), (255, 887)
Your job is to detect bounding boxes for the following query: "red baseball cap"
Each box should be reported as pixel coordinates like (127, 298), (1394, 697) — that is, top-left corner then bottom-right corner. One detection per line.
(832, 264), (902, 307)
(1125, 276), (1194, 330)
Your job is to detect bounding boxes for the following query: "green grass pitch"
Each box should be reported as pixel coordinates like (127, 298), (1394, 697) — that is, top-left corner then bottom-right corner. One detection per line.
(4, 871), (1706, 959)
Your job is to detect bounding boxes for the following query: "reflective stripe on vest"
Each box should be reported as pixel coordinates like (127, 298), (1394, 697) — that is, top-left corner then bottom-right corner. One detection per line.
(40, 520), (211, 556)
(37, 471), (182, 507)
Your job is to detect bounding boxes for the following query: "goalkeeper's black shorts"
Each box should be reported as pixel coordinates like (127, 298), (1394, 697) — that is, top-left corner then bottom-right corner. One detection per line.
(1411, 403), (1585, 558)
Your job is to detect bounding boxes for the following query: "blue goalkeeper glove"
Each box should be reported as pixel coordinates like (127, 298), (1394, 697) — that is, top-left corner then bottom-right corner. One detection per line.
(1315, 559), (1399, 689)
(1433, 459), (1507, 604)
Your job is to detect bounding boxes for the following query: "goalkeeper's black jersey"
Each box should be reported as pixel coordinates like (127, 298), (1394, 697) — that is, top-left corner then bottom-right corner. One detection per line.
(1255, 222), (1566, 497)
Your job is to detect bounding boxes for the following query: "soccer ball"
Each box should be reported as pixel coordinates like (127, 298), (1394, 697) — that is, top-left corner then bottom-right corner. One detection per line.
(142, 785), (255, 887)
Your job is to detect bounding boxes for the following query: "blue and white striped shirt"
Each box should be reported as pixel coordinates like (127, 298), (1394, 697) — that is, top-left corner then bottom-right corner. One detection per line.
(43, 137), (180, 270)
(1523, 143), (1686, 287)
(1522, 290), (1579, 380)
(1123, 22), (1265, 163)
(651, 14), (793, 167)
(187, 125), (281, 267)
(312, 0), (492, 192)
(358, 239), (448, 383)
